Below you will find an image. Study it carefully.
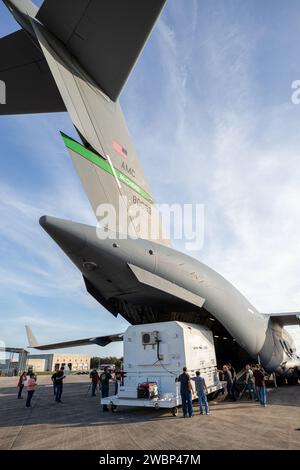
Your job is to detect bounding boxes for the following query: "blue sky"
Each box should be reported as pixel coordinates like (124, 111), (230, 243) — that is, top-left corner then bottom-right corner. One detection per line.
(1, 0), (300, 357)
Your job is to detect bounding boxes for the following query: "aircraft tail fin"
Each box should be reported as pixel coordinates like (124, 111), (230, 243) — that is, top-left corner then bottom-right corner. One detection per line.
(25, 325), (39, 348)
(32, 20), (170, 246)
(1, 2), (170, 245)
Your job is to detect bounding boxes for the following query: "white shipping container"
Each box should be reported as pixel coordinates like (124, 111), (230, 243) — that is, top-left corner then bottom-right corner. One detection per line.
(102, 321), (223, 415)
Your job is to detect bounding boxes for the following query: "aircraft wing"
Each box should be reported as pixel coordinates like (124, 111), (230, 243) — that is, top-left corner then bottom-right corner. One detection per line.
(265, 312), (300, 326)
(36, 0), (167, 101)
(25, 325), (123, 350)
(0, 29), (65, 115)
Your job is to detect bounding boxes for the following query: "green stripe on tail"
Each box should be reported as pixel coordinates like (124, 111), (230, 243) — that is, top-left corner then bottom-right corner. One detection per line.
(60, 132), (154, 204)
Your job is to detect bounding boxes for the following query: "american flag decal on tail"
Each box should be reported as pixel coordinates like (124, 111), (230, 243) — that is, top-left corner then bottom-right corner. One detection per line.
(113, 140), (128, 159)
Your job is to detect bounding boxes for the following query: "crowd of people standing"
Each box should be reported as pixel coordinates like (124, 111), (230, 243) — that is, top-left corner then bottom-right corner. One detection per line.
(16, 365), (66, 407)
(15, 362), (268, 413)
(176, 367), (210, 418)
(17, 371), (37, 407)
(219, 363), (268, 406)
(89, 367), (125, 411)
(175, 362), (268, 418)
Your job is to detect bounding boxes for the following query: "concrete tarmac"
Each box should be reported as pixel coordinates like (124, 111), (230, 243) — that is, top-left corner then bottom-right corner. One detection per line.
(0, 375), (299, 450)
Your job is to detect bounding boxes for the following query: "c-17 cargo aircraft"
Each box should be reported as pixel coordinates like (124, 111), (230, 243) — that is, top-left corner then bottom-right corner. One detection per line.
(1, 0), (300, 383)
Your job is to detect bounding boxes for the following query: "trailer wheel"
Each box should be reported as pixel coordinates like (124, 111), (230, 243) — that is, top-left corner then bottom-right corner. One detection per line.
(172, 407), (178, 417)
(208, 390), (220, 400)
(110, 402), (118, 413)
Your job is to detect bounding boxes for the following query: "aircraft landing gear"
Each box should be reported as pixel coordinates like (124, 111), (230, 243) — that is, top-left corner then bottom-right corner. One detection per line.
(275, 375), (286, 386)
(287, 375), (299, 386)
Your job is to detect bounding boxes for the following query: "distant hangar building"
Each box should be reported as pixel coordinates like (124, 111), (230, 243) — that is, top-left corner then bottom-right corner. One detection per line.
(28, 353), (91, 372)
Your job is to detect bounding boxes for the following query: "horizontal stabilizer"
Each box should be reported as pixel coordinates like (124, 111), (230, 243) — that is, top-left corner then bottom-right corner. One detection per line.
(265, 312), (300, 326)
(0, 29), (66, 115)
(25, 325), (123, 350)
(128, 264), (206, 309)
(36, 0), (167, 101)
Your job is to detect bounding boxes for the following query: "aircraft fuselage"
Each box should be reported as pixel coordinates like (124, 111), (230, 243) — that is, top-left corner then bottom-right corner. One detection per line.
(39, 216), (300, 377)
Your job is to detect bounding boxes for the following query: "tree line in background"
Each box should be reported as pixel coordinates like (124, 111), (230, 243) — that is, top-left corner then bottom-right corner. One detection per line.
(90, 356), (123, 369)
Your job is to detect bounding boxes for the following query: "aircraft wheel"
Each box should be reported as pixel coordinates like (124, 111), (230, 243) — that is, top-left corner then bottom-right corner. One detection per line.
(275, 375), (286, 386)
(287, 376), (298, 386)
(172, 406), (178, 417)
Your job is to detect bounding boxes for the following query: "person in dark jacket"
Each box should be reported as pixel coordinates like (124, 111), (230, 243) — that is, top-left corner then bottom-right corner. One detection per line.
(221, 365), (236, 401)
(227, 362), (237, 397)
(17, 372), (27, 399)
(253, 364), (267, 406)
(90, 369), (100, 396)
(51, 370), (59, 397)
(114, 368), (122, 395)
(52, 367), (66, 403)
(176, 367), (194, 418)
(99, 367), (112, 411)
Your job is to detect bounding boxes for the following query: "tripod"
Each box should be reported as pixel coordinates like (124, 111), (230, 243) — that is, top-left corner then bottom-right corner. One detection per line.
(87, 382), (100, 397)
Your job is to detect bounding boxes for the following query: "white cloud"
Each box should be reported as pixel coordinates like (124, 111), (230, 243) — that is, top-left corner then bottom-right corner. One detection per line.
(123, 2), (300, 351)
